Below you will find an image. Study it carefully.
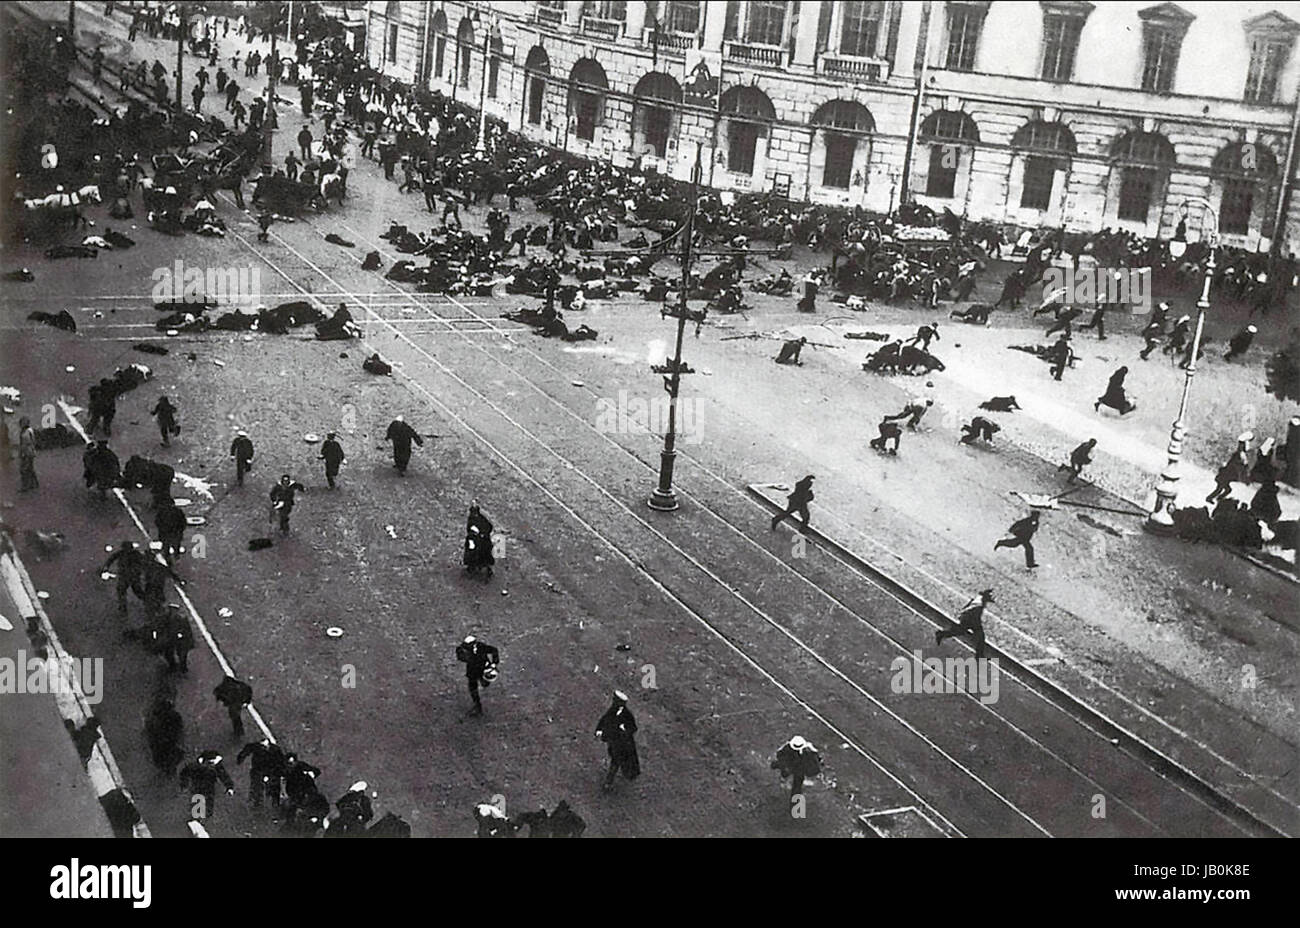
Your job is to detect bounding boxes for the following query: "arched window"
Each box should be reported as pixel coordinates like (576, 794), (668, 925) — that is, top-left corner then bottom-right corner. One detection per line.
(1110, 130), (1175, 222)
(721, 85), (775, 175)
(1213, 141), (1279, 235)
(811, 100), (875, 189)
(569, 58), (609, 142)
(457, 18), (475, 89)
(525, 46), (551, 125)
(1011, 120), (1076, 211)
(384, 1), (402, 63)
(920, 110), (980, 198)
(432, 11), (447, 82)
(633, 72), (683, 159)
(488, 33), (504, 98)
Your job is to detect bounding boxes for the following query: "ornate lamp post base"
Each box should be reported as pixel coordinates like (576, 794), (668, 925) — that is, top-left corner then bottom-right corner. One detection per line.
(648, 449), (679, 511)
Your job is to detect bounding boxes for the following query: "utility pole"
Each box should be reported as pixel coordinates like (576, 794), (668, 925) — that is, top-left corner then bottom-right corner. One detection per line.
(263, 17), (280, 174)
(475, 22), (492, 155)
(900, 0), (932, 205)
(68, 0), (76, 50)
(176, 7), (185, 111)
(649, 146), (704, 512)
(1146, 199), (1219, 534)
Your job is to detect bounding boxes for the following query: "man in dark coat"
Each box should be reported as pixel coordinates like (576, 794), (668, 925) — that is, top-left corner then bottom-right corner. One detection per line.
(320, 432), (345, 488)
(455, 635), (500, 715)
(213, 676), (253, 737)
(269, 474), (306, 533)
(994, 511), (1040, 568)
(595, 690), (639, 790)
(87, 378), (118, 434)
(774, 337), (807, 366)
(178, 750), (236, 818)
(155, 497), (187, 564)
(1095, 366), (1137, 415)
(151, 395), (179, 447)
(771, 735), (822, 800)
(385, 415), (424, 474)
(463, 504), (495, 576)
(229, 430), (255, 486)
(935, 588), (993, 658)
(101, 540), (145, 616)
(959, 416), (1001, 445)
(333, 781), (375, 835)
(85, 440), (121, 500)
(1208, 435), (1253, 505)
(1060, 438), (1097, 484)
(149, 604), (195, 672)
(1048, 332), (1074, 381)
(282, 753), (323, 811)
(770, 475), (815, 532)
(139, 546), (184, 618)
(236, 738), (286, 807)
(1223, 324), (1258, 362)
(145, 695), (184, 775)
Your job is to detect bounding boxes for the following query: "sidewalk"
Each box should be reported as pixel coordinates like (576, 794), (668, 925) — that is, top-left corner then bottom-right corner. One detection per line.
(0, 549), (114, 838)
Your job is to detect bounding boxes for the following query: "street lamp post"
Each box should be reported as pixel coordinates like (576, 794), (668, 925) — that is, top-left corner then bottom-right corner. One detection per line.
(1145, 198), (1219, 534)
(262, 26), (279, 174)
(475, 22), (492, 155)
(648, 145), (704, 512)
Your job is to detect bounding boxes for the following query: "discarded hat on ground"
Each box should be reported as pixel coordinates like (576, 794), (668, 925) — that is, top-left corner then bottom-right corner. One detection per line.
(613, 690), (628, 703)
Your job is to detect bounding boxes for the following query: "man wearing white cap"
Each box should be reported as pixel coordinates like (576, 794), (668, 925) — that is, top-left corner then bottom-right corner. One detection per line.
(771, 735), (822, 801)
(595, 691), (640, 790)
(334, 781), (375, 834)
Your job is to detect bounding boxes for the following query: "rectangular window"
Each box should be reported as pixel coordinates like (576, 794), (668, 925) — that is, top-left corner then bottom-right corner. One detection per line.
(460, 45), (472, 88)
(665, 1), (700, 35)
(488, 56), (500, 98)
(1220, 178), (1254, 235)
(1041, 14), (1084, 82)
(1245, 37), (1290, 103)
(823, 134), (856, 188)
(435, 37), (445, 79)
(728, 121), (761, 174)
(1140, 27), (1180, 93)
(945, 5), (983, 71)
(1118, 167), (1157, 222)
(840, 1), (884, 57)
(747, 1), (787, 46)
(645, 106), (672, 158)
(592, 1), (627, 20)
(927, 144), (958, 198)
(1021, 156), (1055, 211)
(575, 92), (599, 141)
(387, 23), (398, 63)
(528, 77), (546, 124)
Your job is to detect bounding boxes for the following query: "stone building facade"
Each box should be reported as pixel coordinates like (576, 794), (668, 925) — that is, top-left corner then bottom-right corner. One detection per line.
(364, 1), (1300, 250)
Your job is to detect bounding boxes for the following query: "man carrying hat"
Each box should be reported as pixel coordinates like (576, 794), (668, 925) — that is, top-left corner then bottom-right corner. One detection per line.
(935, 588), (994, 659)
(455, 635), (500, 716)
(595, 691), (640, 791)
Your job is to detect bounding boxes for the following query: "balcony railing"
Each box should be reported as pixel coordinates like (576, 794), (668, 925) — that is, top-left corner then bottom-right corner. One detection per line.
(643, 28), (698, 52)
(581, 16), (625, 40)
(725, 41), (785, 68)
(534, 5), (565, 28)
(817, 53), (891, 82)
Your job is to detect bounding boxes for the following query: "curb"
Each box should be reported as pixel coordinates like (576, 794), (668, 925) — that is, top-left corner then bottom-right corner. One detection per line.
(748, 482), (1292, 838)
(0, 538), (150, 838)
